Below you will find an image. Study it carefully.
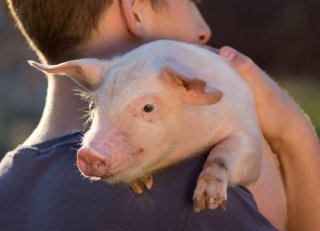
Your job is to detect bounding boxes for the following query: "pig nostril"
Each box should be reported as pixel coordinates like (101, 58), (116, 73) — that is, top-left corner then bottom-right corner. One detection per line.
(93, 159), (110, 177)
(77, 147), (109, 177)
(94, 160), (106, 170)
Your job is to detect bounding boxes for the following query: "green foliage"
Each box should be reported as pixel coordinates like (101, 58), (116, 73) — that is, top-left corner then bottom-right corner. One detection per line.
(278, 79), (320, 136)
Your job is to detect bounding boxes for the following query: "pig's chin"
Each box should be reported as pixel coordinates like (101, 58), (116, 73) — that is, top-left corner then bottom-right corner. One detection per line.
(101, 174), (127, 184)
(100, 168), (145, 185)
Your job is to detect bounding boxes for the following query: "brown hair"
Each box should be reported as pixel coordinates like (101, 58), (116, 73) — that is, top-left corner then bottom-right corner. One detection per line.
(7, 0), (114, 63)
(7, 0), (166, 64)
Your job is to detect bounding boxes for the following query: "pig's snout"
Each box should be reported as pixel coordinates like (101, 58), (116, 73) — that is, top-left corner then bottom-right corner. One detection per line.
(77, 147), (110, 178)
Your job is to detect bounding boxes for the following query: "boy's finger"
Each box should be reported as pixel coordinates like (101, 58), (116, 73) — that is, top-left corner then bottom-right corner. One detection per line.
(219, 46), (277, 104)
(219, 46), (260, 82)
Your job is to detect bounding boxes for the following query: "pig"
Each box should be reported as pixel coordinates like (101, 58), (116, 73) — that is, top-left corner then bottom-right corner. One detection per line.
(29, 40), (263, 212)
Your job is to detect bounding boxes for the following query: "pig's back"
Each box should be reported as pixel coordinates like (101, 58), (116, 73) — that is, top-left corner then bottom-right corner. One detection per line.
(144, 40), (258, 137)
(107, 40), (259, 138)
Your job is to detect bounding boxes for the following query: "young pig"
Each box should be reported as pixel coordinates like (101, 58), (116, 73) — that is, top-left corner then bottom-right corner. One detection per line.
(29, 40), (263, 212)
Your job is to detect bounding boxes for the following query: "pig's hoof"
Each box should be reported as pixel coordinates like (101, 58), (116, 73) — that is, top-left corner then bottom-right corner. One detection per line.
(129, 174), (153, 194)
(192, 172), (228, 212)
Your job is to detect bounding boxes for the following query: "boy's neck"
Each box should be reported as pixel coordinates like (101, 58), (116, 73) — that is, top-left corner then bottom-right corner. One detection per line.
(23, 76), (89, 146)
(23, 23), (142, 146)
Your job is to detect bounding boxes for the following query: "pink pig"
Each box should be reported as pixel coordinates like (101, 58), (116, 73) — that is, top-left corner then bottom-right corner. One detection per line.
(29, 40), (263, 212)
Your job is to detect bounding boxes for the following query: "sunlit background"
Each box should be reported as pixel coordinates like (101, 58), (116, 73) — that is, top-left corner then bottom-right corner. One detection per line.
(0, 0), (319, 158)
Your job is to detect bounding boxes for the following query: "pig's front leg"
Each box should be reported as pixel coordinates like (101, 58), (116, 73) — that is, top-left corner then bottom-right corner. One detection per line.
(129, 174), (154, 194)
(193, 155), (228, 212)
(193, 133), (262, 212)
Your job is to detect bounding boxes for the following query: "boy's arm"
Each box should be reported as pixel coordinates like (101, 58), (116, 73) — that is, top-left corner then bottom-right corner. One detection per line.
(219, 46), (320, 231)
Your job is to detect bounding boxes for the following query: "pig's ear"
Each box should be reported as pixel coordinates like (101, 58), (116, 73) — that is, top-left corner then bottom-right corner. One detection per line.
(28, 58), (108, 91)
(160, 63), (223, 105)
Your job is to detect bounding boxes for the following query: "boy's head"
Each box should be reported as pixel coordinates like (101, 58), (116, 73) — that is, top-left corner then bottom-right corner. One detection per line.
(7, 0), (113, 63)
(7, 0), (211, 64)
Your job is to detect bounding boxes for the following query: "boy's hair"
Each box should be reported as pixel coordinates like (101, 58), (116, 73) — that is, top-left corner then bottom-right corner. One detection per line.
(7, 0), (166, 64)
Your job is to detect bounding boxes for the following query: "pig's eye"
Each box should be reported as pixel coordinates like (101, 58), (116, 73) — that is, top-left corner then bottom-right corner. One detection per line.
(143, 104), (155, 113)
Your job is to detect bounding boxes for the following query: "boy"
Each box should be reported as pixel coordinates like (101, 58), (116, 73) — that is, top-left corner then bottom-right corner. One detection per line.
(1, 1), (319, 230)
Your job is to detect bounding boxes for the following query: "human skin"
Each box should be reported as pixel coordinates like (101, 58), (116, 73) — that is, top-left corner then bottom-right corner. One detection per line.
(21, 0), (319, 230)
(220, 46), (320, 231)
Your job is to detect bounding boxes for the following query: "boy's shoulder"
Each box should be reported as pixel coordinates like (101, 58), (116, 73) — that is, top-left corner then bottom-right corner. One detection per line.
(0, 131), (277, 231)
(0, 131), (84, 177)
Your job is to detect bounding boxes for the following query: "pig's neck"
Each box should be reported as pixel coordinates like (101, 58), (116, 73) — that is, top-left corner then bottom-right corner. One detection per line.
(23, 76), (88, 146)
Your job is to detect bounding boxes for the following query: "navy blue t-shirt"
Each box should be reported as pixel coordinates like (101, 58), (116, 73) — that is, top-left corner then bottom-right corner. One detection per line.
(0, 131), (277, 231)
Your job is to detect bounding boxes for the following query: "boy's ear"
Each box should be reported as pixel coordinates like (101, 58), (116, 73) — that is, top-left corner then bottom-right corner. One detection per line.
(28, 58), (108, 91)
(120, 0), (146, 38)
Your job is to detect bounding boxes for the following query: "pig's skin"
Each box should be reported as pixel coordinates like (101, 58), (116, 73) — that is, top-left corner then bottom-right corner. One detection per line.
(29, 40), (263, 212)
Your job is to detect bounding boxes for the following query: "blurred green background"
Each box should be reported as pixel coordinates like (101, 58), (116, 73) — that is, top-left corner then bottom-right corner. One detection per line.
(278, 79), (320, 134)
(0, 1), (319, 158)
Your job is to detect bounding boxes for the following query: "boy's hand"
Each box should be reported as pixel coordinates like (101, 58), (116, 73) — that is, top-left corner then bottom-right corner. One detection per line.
(219, 46), (319, 156)
(219, 46), (320, 231)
